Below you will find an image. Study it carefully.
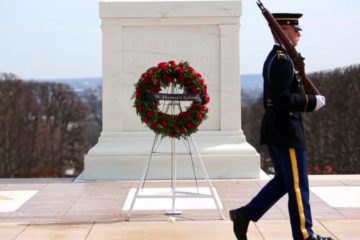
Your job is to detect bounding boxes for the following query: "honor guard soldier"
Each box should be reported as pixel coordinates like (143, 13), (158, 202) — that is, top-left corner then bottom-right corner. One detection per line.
(229, 13), (333, 240)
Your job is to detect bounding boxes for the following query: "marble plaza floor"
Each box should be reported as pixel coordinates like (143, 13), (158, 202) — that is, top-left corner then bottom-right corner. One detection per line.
(0, 174), (359, 240)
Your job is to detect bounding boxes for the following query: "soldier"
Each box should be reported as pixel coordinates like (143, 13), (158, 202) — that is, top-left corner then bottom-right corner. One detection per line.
(229, 13), (333, 240)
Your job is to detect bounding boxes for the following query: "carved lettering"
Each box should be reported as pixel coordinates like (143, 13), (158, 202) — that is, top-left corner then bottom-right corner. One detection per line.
(128, 39), (211, 50)
(128, 55), (210, 66)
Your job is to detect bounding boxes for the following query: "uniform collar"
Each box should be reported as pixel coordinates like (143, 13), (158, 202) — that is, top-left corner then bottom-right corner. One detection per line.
(274, 43), (286, 50)
(274, 43), (287, 53)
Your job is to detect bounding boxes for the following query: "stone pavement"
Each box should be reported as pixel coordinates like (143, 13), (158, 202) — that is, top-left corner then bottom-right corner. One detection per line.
(0, 175), (359, 240)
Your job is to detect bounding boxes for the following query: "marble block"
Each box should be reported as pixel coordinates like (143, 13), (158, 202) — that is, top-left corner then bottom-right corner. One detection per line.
(83, 0), (260, 180)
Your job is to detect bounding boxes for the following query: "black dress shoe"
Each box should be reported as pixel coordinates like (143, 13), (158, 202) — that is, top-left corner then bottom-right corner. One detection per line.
(306, 234), (334, 240)
(229, 208), (250, 240)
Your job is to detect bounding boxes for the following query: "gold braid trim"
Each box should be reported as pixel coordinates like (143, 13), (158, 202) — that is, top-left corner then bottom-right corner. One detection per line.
(304, 94), (309, 112)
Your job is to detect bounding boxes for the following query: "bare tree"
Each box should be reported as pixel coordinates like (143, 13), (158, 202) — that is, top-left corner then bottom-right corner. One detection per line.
(0, 74), (92, 177)
(81, 87), (102, 147)
(241, 64), (360, 174)
(304, 65), (360, 174)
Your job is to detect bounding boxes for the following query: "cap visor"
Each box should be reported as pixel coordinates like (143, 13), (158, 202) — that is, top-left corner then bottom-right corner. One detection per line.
(294, 25), (302, 31)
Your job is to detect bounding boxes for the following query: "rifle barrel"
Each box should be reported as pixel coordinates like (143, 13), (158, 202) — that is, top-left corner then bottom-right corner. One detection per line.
(256, 0), (321, 95)
(257, 0), (264, 10)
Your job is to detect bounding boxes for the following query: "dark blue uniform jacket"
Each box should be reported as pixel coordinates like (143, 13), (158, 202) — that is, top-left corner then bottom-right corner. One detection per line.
(260, 45), (317, 149)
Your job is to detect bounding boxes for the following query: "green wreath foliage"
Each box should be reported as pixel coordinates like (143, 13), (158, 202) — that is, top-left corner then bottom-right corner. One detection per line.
(133, 60), (210, 139)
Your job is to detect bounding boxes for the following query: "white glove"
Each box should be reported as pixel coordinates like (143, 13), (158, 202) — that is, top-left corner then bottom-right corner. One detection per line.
(315, 95), (326, 111)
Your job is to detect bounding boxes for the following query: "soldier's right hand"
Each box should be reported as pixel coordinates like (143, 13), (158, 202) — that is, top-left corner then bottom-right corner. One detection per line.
(315, 95), (326, 111)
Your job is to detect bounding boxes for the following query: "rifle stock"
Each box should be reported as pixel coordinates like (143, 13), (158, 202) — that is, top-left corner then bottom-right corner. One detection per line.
(257, 0), (320, 95)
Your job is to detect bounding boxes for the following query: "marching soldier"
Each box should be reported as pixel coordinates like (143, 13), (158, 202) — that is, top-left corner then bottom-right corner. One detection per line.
(229, 13), (333, 240)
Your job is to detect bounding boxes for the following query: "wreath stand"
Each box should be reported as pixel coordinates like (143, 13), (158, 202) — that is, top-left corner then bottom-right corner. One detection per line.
(125, 83), (225, 221)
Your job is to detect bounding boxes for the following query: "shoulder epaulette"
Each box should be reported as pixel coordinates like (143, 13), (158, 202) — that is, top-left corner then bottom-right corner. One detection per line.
(276, 50), (286, 59)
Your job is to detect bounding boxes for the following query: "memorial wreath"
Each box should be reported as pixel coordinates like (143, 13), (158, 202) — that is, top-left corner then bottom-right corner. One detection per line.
(133, 60), (210, 139)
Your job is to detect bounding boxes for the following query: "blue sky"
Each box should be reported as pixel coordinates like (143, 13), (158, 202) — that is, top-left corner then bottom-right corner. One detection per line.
(1, 0), (359, 79)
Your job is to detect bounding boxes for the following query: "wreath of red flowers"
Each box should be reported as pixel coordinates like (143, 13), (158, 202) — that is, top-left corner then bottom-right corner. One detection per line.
(133, 60), (210, 139)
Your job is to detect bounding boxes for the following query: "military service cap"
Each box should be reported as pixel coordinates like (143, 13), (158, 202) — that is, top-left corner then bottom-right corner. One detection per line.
(272, 13), (303, 31)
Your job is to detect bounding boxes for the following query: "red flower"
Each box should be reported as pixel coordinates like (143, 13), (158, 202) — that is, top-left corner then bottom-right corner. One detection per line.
(193, 73), (201, 78)
(161, 120), (167, 127)
(147, 72), (153, 78)
(178, 68), (185, 74)
(186, 122), (193, 128)
(142, 78), (150, 85)
(185, 112), (191, 118)
(179, 128), (186, 134)
(146, 111), (154, 118)
(197, 113), (203, 120)
(192, 87), (199, 93)
(205, 97), (210, 104)
(323, 165), (333, 174)
(150, 123), (157, 129)
(144, 119), (149, 124)
(202, 88), (207, 95)
(164, 76), (174, 82)
(160, 63), (168, 71)
(137, 105), (143, 112)
(314, 165), (321, 174)
(168, 133), (175, 138)
(199, 79), (205, 85)
(172, 123), (178, 129)
(188, 66), (194, 72)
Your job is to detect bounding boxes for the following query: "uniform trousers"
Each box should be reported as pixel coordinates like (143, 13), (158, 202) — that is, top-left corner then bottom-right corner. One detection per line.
(242, 145), (314, 240)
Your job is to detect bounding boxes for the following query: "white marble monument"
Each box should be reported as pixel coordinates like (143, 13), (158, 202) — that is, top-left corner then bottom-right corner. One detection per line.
(84, 0), (260, 180)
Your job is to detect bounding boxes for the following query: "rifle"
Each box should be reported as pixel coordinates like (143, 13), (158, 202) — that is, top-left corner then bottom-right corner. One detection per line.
(256, 0), (320, 95)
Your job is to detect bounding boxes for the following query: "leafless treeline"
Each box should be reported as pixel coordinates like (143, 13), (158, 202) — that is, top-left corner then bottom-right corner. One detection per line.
(242, 64), (360, 174)
(1, 64), (358, 177)
(0, 73), (101, 177)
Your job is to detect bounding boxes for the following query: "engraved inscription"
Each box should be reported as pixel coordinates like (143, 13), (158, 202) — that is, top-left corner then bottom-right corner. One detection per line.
(128, 55), (210, 66)
(127, 39), (211, 50)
